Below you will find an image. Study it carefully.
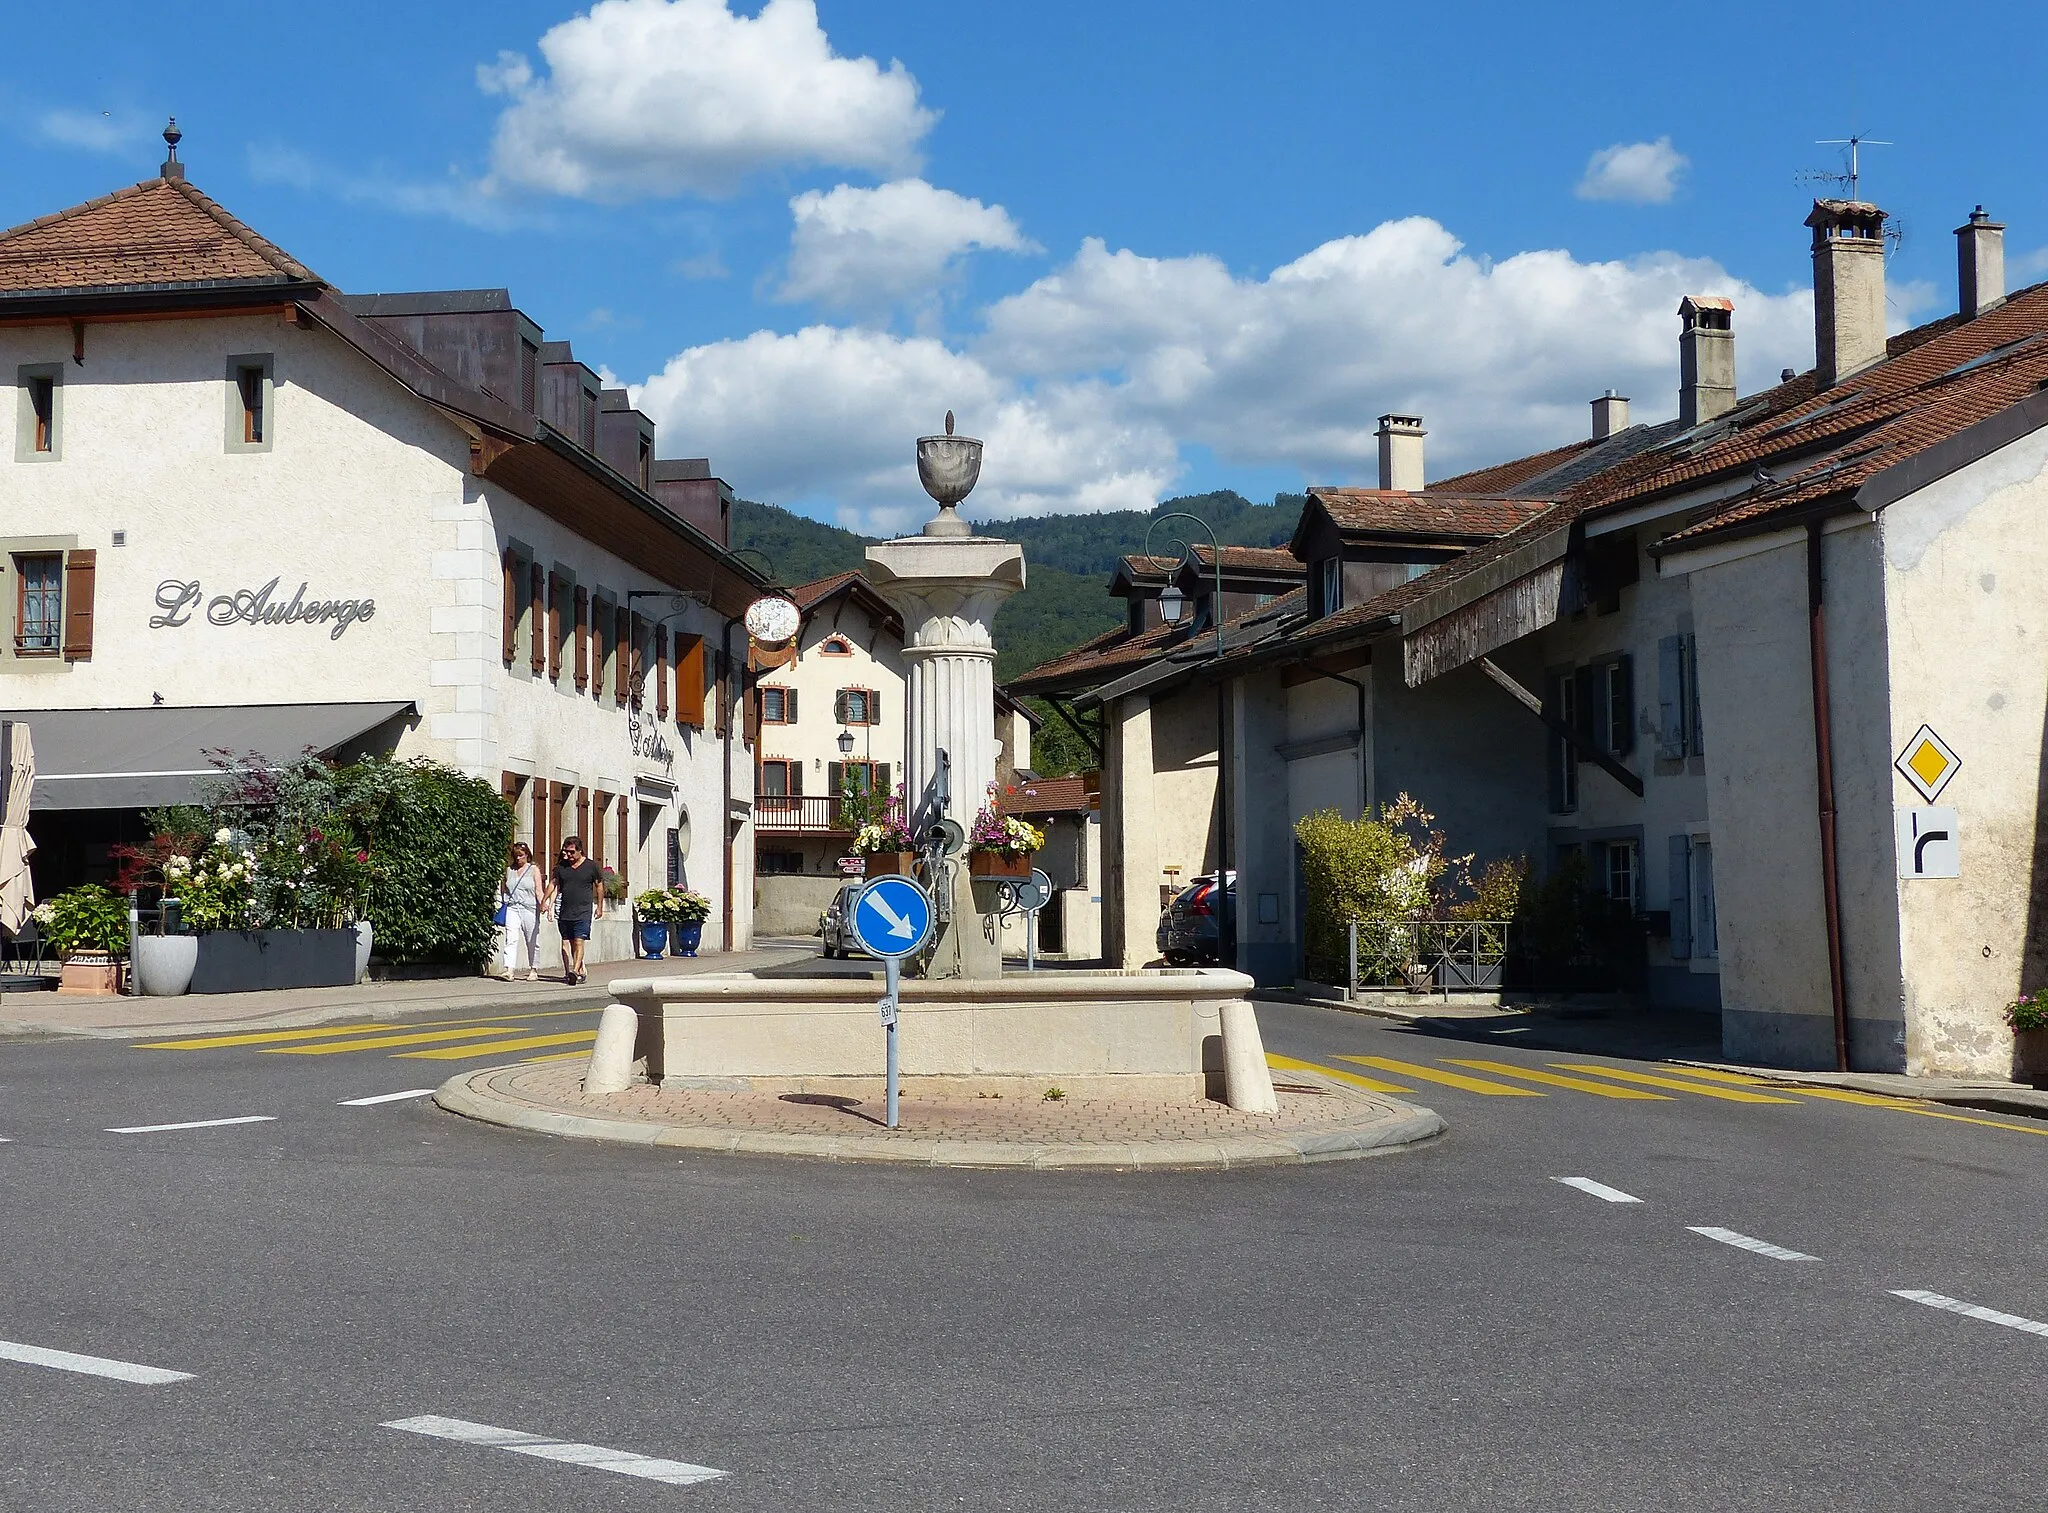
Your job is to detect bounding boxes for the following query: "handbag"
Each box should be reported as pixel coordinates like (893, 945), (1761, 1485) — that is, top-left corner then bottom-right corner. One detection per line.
(492, 902), (508, 926)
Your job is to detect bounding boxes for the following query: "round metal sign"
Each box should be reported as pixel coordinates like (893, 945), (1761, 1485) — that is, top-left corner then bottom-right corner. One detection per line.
(743, 594), (800, 645)
(926, 817), (966, 858)
(1013, 868), (1053, 913)
(851, 875), (935, 960)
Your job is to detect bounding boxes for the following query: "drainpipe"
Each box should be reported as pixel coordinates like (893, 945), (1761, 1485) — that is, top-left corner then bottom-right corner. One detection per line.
(721, 616), (738, 953)
(1807, 519), (1851, 1071)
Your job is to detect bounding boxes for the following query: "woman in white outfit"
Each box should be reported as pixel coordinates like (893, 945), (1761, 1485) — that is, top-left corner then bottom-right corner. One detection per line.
(496, 841), (543, 981)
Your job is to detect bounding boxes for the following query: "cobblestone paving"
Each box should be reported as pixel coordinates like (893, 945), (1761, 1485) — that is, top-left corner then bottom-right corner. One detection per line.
(482, 1061), (1396, 1142)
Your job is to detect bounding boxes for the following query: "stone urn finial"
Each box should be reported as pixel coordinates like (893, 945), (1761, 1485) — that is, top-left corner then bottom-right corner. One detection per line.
(916, 413), (981, 538)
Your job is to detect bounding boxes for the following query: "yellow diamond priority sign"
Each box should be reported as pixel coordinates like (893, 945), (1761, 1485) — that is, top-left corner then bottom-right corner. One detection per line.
(1895, 724), (1960, 803)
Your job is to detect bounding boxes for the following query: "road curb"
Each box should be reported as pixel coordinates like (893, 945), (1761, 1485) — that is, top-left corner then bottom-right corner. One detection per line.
(432, 1065), (1446, 1171)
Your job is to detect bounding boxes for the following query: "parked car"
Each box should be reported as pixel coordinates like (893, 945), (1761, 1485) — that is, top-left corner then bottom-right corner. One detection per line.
(819, 881), (867, 959)
(1156, 870), (1235, 965)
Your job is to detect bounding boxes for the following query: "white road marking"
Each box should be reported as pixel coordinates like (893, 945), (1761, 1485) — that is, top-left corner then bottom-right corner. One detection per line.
(338, 1089), (438, 1107)
(1892, 1289), (2048, 1339)
(106, 1115), (277, 1134)
(1688, 1225), (1817, 1260)
(1554, 1176), (1642, 1204)
(382, 1415), (726, 1487)
(0, 1337), (194, 1385)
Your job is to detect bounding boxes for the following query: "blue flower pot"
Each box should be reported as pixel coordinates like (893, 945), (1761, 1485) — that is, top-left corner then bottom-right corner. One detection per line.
(670, 921), (703, 958)
(637, 921), (669, 959)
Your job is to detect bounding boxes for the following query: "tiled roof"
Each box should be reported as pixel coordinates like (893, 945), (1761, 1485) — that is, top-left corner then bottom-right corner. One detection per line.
(999, 776), (1093, 815)
(1427, 438), (1595, 495)
(1118, 544), (1305, 576)
(787, 570), (865, 610)
(0, 176), (319, 294)
(1307, 489), (1552, 539)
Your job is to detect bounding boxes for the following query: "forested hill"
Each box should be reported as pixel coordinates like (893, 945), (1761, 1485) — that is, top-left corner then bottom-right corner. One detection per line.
(730, 489), (1306, 684)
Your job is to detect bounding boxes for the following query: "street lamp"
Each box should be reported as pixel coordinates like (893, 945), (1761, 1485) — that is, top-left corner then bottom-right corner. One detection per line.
(1142, 511), (1222, 659)
(1157, 581), (1186, 625)
(836, 728), (856, 756)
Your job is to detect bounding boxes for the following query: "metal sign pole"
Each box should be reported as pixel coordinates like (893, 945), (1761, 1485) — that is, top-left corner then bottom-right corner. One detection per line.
(883, 954), (901, 1128)
(1026, 908), (1036, 973)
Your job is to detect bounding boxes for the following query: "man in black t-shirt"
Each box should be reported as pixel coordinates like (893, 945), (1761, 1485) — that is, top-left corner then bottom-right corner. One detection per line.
(546, 834), (603, 985)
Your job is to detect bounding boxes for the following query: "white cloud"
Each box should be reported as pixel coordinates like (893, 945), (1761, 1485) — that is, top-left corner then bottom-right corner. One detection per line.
(777, 179), (1037, 316)
(636, 217), (1817, 532)
(246, 144), (538, 232)
(39, 109), (151, 155)
(480, 0), (935, 201)
(1576, 137), (1688, 205)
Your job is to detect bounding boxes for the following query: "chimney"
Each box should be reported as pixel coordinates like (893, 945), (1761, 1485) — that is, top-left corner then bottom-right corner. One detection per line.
(1677, 297), (1736, 427)
(1956, 206), (2006, 320)
(1807, 199), (1888, 388)
(1376, 414), (1425, 491)
(1591, 390), (1630, 440)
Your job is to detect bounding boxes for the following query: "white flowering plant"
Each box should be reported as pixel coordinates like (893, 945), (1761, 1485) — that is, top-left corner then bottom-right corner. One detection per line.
(969, 783), (1046, 858)
(162, 833), (261, 933)
(849, 785), (915, 855)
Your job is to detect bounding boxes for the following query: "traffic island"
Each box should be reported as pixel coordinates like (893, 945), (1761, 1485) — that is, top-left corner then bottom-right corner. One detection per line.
(433, 1058), (1444, 1169)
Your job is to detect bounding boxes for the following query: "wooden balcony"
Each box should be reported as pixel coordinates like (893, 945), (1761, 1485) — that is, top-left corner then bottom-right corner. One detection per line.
(754, 794), (862, 834)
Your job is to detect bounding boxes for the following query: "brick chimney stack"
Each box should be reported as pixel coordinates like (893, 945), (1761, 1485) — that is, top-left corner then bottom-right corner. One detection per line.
(1807, 199), (1888, 388)
(1677, 297), (1736, 428)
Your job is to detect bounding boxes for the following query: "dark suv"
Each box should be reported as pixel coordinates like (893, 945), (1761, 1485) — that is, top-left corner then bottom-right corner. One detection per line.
(1156, 871), (1235, 965)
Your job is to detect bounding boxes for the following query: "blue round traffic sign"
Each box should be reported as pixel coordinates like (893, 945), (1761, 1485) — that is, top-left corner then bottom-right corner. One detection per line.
(851, 875), (934, 959)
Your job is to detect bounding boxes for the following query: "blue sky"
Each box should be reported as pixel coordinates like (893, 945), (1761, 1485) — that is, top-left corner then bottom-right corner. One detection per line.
(7, 0), (2045, 533)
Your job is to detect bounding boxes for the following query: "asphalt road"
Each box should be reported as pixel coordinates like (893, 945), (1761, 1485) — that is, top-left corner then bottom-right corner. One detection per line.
(3, 992), (2045, 1512)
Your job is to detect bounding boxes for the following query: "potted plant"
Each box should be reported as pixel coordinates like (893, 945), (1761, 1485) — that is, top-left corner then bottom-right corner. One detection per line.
(2005, 989), (2048, 1086)
(601, 867), (629, 905)
(669, 890), (712, 957)
(36, 885), (130, 995)
(967, 783), (1044, 879)
(633, 889), (672, 959)
(852, 786), (916, 877)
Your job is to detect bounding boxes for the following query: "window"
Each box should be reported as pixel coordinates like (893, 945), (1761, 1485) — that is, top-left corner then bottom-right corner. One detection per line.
(579, 386), (598, 451)
(836, 688), (880, 725)
(519, 340), (538, 413)
(15, 364), (61, 461)
(1319, 558), (1342, 617)
(1603, 840), (1639, 910)
(760, 759), (801, 807)
(225, 355), (273, 452)
(1601, 658), (1634, 755)
(761, 686), (797, 724)
(759, 850), (804, 875)
(820, 636), (853, 657)
(637, 434), (652, 490)
(15, 553), (62, 655)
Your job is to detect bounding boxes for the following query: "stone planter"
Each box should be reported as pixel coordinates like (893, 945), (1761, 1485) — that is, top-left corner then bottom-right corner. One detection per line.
(133, 934), (199, 997)
(2015, 1026), (2048, 1087)
(863, 851), (915, 878)
(57, 952), (120, 996)
(353, 921), (374, 984)
(637, 921), (669, 959)
(189, 928), (358, 994)
(968, 851), (1030, 879)
(670, 921), (704, 957)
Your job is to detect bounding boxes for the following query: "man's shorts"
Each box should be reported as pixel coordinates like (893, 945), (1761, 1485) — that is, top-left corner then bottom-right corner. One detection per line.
(559, 915), (593, 940)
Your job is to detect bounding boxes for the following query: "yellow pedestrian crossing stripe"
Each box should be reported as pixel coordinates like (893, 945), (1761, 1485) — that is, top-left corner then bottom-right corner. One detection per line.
(1335, 1055), (1542, 1097)
(1266, 1053), (1411, 1094)
(397, 1031), (598, 1061)
(139, 1023), (401, 1050)
(1444, 1059), (1671, 1100)
(260, 1027), (529, 1056)
(1547, 1064), (1802, 1103)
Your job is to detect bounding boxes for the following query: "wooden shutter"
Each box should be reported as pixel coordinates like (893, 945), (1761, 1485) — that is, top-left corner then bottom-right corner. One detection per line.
(785, 687), (798, 725)
(529, 561), (546, 674)
(834, 690), (847, 724)
(876, 762), (891, 801)
(547, 573), (564, 680)
(789, 761), (803, 797)
(502, 549), (519, 664)
(866, 686), (880, 725)
(61, 549), (96, 661)
(1667, 834), (1692, 959)
(592, 601), (609, 703)
(674, 635), (706, 728)
(655, 627), (669, 720)
(613, 606), (630, 707)
(577, 788), (590, 850)
(617, 799), (629, 892)
(826, 761), (842, 809)
(1686, 635), (1705, 755)
(630, 613), (647, 708)
(743, 682), (760, 747)
(1610, 655), (1635, 755)
(1655, 637), (1687, 761)
(574, 587), (589, 690)
(532, 784), (549, 863)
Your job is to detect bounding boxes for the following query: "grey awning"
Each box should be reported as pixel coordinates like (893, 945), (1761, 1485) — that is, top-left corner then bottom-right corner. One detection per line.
(0, 702), (418, 812)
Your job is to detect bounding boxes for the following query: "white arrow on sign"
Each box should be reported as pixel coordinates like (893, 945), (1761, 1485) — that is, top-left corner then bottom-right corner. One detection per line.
(865, 892), (917, 940)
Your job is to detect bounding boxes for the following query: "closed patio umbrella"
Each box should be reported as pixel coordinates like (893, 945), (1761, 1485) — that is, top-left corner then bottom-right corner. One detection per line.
(0, 721), (35, 937)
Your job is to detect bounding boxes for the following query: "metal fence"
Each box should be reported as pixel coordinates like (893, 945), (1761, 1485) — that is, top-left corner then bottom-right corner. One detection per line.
(1307, 919), (1511, 995)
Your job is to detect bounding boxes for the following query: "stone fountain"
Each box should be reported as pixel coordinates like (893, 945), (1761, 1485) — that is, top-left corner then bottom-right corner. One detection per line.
(864, 415), (1026, 980)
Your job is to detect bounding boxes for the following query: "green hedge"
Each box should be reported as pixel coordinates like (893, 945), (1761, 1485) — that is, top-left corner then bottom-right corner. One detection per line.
(337, 759), (512, 968)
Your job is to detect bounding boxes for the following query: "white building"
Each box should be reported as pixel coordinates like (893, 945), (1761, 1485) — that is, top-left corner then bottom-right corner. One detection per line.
(0, 145), (767, 963)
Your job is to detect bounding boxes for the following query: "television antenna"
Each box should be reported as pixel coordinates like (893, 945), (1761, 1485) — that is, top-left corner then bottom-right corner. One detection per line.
(1798, 133), (1891, 201)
